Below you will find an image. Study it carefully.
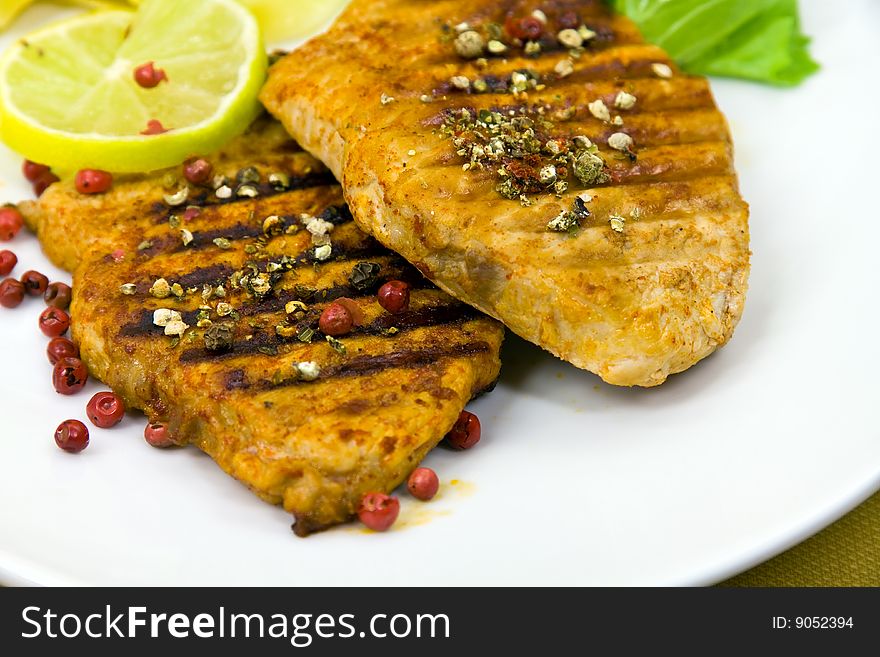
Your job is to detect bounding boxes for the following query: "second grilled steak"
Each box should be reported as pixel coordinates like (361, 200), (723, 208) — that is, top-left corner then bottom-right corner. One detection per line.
(20, 116), (503, 534)
(261, 0), (751, 387)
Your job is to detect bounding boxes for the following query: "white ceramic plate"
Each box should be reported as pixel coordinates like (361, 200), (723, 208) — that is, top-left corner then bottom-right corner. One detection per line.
(1, 0), (878, 586)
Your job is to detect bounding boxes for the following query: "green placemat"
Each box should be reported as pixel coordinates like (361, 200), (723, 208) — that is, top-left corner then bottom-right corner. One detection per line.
(720, 491), (880, 586)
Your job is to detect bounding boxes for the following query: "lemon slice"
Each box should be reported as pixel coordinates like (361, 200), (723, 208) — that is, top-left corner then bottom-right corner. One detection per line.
(0, 0), (266, 172)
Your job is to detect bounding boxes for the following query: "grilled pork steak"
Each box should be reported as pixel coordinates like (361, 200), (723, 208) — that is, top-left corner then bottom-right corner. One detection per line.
(20, 116), (503, 534)
(261, 0), (750, 387)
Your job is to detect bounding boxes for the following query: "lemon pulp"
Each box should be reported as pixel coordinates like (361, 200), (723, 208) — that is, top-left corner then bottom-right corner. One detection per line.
(0, 0), (266, 172)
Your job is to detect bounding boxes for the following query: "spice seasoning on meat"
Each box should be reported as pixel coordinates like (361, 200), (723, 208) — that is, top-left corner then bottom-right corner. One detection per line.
(441, 106), (610, 202)
(263, 215), (283, 236)
(454, 30), (485, 59)
(164, 319), (189, 338)
(163, 187), (189, 206)
(614, 91), (637, 110)
(450, 75), (471, 90)
(152, 308), (180, 327)
(285, 300), (308, 317)
(349, 262), (382, 291)
(326, 335), (347, 355)
(547, 195), (592, 233)
(204, 323), (234, 352)
(608, 131), (636, 159)
(487, 40), (507, 54)
(268, 172), (290, 190)
(314, 244), (332, 261)
(547, 209), (579, 232)
(236, 184), (259, 198)
(572, 147), (609, 186)
(588, 99), (611, 122)
(294, 361), (321, 381)
(149, 278), (171, 298)
(652, 62), (674, 78)
(305, 216), (334, 245)
(608, 132), (633, 150)
(555, 58), (574, 77)
(579, 26), (597, 42)
(557, 28), (583, 49)
(237, 166), (260, 185)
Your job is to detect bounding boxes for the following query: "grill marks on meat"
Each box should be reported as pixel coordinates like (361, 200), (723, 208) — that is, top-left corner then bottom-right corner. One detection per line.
(118, 258), (435, 334)
(146, 172), (338, 223)
(260, 0), (750, 387)
(230, 342), (494, 391)
(177, 301), (483, 364)
(19, 115), (503, 534)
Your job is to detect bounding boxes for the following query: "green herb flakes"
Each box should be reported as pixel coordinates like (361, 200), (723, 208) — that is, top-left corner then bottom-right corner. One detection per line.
(326, 335), (347, 355)
(349, 262), (381, 291)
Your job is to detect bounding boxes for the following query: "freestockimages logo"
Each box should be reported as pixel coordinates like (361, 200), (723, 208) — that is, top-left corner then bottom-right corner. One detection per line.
(20, 606), (451, 647)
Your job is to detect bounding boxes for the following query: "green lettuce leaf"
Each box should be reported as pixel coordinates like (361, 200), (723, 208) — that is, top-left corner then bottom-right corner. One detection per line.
(610, 0), (819, 86)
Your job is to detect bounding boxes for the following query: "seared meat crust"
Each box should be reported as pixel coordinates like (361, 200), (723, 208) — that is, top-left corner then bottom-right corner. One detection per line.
(261, 0), (750, 386)
(21, 116), (503, 534)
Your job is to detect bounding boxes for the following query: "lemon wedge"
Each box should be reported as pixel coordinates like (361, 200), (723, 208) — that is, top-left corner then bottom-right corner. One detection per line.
(0, 0), (266, 172)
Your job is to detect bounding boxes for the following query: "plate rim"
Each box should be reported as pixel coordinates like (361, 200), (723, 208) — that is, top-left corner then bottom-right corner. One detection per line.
(1, 0), (877, 589)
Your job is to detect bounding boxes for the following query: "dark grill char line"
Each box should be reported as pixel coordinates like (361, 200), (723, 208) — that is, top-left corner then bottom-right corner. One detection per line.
(178, 302), (482, 363)
(606, 157), (731, 186)
(235, 266), (433, 317)
(141, 203), (353, 254)
(118, 264), (436, 338)
(426, 88), (715, 124)
(148, 170), (338, 223)
(222, 341), (493, 391)
(427, 113), (722, 159)
(436, 104), (722, 139)
(176, 263), (234, 290)
(113, 264), (234, 304)
(125, 239), (395, 296)
(431, 65), (682, 108)
(547, 86), (715, 117)
(148, 230), (385, 265)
